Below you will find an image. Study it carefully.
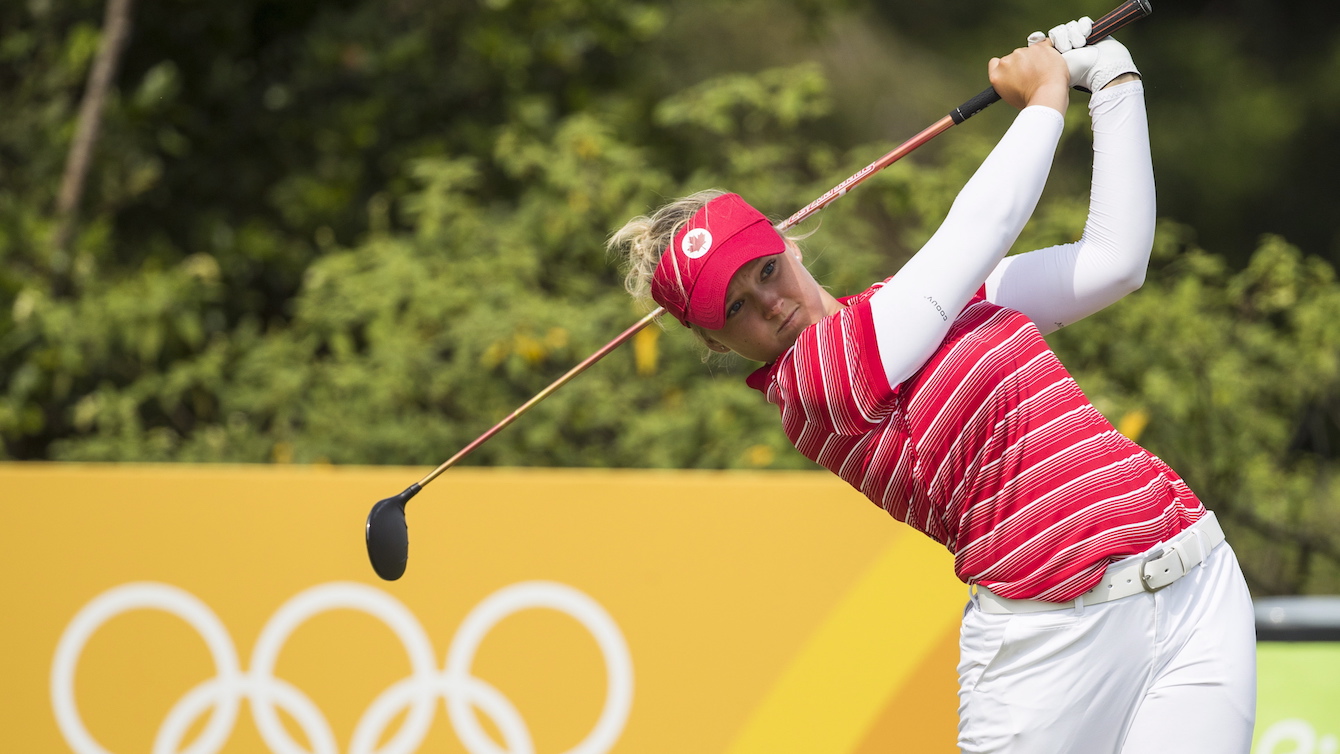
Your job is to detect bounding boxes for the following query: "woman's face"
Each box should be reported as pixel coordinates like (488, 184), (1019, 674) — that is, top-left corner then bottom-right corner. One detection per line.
(702, 246), (842, 364)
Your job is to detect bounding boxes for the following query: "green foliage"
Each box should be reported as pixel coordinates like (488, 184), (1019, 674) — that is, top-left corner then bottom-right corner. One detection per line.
(1, 0), (1338, 593)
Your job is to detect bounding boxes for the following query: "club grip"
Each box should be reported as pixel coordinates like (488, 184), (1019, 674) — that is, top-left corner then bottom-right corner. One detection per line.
(946, 0), (1153, 125)
(950, 86), (1002, 125)
(1087, 0), (1153, 44)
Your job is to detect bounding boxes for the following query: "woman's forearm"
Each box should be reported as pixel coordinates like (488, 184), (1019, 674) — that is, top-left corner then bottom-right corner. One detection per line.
(869, 105), (1065, 387)
(985, 81), (1155, 334)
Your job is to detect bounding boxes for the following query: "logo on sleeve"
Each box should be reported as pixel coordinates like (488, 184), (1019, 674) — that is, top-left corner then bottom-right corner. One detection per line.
(681, 228), (712, 259)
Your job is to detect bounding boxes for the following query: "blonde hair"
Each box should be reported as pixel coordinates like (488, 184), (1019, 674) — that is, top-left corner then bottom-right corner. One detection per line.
(607, 189), (726, 314)
(607, 189), (726, 348)
(607, 189), (807, 348)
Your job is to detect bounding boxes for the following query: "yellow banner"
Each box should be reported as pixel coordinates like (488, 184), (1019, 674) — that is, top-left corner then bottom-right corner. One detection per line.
(0, 463), (964, 753)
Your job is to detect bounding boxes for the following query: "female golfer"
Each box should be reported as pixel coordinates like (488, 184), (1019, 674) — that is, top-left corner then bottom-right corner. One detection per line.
(609, 22), (1255, 754)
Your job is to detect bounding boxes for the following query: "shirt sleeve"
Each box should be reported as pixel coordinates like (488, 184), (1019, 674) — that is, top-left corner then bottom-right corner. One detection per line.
(869, 106), (1065, 387)
(985, 81), (1155, 334)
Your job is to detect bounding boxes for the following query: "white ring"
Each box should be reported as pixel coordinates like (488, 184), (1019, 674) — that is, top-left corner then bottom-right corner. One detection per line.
(445, 581), (634, 754)
(51, 580), (633, 754)
(52, 582), (243, 754)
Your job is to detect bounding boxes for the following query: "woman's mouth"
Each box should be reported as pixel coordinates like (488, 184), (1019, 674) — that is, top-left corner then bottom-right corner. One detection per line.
(778, 308), (798, 335)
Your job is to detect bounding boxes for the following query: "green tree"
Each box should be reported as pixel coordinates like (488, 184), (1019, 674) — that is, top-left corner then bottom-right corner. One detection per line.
(2, 0), (1337, 593)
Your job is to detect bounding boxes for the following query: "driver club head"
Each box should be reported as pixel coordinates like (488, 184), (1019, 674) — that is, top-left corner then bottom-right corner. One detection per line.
(365, 483), (421, 581)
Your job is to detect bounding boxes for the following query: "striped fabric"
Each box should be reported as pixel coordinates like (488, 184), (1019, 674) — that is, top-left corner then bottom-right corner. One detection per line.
(745, 282), (1204, 601)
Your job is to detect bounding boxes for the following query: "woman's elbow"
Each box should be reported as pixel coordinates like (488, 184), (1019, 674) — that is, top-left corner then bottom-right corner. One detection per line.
(1112, 246), (1151, 296)
(1117, 266), (1146, 296)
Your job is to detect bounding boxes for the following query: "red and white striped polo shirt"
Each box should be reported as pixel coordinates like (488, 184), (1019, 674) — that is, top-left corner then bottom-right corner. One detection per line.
(746, 281), (1205, 602)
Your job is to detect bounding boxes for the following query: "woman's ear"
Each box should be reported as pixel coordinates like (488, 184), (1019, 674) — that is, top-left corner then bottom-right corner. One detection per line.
(787, 240), (804, 263)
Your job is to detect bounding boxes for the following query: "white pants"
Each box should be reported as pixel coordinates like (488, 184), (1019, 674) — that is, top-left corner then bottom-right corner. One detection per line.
(957, 543), (1257, 754)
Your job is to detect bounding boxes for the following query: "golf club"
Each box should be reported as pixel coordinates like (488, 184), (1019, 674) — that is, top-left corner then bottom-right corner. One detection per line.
(366, 0), (1154, 581)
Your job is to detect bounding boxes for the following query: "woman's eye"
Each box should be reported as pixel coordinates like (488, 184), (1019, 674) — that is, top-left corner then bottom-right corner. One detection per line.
(762, 261), (776, 278)
(728, 300), (743, 317)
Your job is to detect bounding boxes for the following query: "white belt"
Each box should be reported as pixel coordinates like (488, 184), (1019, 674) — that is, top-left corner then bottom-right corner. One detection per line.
(976, 512), (1226, 615)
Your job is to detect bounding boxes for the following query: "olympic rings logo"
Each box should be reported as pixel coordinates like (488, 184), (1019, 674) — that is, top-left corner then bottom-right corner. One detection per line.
(51, 581), (634, 754)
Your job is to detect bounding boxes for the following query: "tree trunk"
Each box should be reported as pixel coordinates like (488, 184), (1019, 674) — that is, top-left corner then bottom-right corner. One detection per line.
(51, 0), (136, 258)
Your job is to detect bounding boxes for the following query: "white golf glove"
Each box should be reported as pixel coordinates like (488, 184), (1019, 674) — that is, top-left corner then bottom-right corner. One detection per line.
(1027, 17), (1140, 93)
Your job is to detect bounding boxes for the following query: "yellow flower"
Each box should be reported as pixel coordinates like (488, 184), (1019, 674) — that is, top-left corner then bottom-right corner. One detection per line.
(1117, 409), (1149, 443)
(633, 327), (659, 376)
(744, 445), (775, 467)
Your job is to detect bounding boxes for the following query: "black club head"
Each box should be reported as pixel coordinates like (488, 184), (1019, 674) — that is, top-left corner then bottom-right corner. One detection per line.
(365, 484), (420, 581)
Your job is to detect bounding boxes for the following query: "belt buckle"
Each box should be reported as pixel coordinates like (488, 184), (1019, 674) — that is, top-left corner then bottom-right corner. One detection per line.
(1141, 547), (1186, 591)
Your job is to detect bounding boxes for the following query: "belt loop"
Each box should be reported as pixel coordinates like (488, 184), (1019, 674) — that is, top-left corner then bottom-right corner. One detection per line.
(1073, 592), (1085, 616)
(1192, 527), (1208, 568)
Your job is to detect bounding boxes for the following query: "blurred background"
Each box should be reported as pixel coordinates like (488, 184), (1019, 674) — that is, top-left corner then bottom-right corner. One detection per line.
(2, 0), (1339, 596)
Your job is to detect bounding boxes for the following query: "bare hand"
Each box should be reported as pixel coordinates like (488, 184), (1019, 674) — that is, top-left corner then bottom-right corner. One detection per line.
(988, 40), (1070, 114)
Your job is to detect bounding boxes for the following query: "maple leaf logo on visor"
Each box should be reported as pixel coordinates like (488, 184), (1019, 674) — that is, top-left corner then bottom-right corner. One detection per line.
(681, 228), (712, 259)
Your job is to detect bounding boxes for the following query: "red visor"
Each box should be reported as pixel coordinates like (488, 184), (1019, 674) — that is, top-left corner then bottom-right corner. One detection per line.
(649, 193), (784, 330)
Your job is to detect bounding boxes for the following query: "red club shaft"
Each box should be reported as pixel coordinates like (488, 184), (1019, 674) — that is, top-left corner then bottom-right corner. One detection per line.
(415, 116), (957, 488)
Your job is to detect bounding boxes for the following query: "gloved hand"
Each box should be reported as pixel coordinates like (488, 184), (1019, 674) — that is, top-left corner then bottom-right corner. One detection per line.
(1027, 17), (1140, 93)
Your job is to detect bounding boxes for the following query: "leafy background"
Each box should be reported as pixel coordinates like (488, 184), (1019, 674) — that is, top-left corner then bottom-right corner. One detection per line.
(2, 0), (1337, 594)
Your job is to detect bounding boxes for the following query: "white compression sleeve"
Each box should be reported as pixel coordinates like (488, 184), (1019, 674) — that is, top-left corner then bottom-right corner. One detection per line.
(985, 81), (1155, 334)
(870, 106), (1064, 387)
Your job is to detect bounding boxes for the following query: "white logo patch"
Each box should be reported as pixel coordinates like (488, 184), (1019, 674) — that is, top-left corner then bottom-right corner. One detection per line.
(681, 228), (712, 259)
